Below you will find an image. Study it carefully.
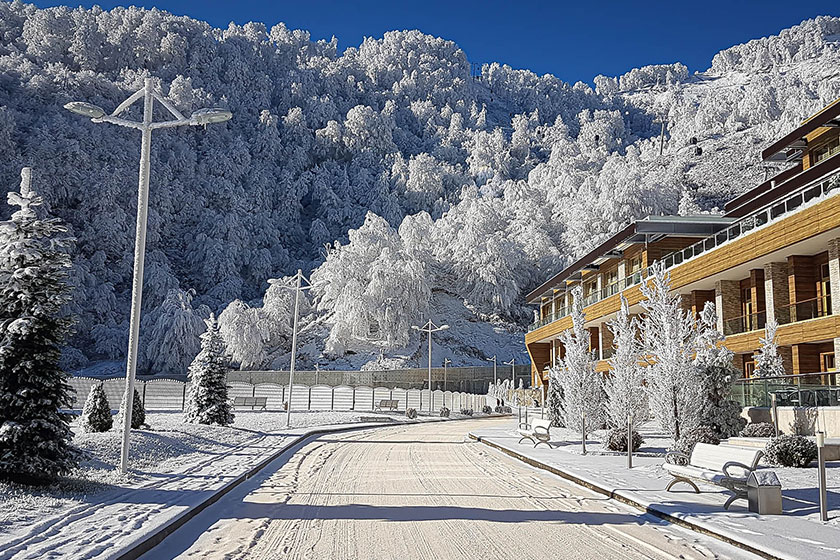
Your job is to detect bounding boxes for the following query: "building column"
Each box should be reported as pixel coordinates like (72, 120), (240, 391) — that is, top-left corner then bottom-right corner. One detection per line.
(715, 280), (740, 334)
(617, 260), (627, 287)
(764, 262), (789, 323)
(829, 239), (840, 315)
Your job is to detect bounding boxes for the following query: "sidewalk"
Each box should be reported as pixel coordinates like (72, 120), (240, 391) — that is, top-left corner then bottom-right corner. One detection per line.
(470, 421), (840, 560)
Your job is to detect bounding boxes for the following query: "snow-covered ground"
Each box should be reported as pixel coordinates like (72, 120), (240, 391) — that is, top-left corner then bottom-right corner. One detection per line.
(0, 410), (469, 559)
(472, 420), (840, 559)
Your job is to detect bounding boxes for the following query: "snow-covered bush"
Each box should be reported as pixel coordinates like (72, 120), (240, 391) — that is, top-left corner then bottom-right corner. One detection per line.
(0, 168), (77, 482)
(673, 425), (720, 457)
(741, 422), (776, 438)
(605, 427), (644, 452)
(116, 388), (145, 430)
(405, 408), (418, 419)
(80, 384), (112, 433)
(765, 435), (817, 467)
(185, 315), (234, 426)
(481, 405), (492, 415)
(460, 408), (473, 416)
(439, 407), (450, 418)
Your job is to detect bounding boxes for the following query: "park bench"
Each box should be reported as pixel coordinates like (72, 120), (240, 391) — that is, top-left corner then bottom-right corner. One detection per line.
(517, 418), (552, 448)
(232, 396), (267, 411)
(663, 442), (765, 509)
(375, 399), (399, 411)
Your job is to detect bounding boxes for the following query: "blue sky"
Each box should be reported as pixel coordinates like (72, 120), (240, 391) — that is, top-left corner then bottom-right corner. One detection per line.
(36, 0), (840, 83)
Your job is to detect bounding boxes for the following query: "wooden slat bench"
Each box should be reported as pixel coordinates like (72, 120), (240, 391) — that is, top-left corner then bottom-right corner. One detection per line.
(517, 418), (552, 448)
(663, 442), (765, 509)
(232, 396), (267, 411)
(375, 399), (399, 411)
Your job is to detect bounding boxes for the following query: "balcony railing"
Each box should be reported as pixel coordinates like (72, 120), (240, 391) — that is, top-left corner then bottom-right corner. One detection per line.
(723, 311), (766, 336)
(528, 165), (840, 333)
(775, 297), (831, 325)
(732, 372), (840, 408)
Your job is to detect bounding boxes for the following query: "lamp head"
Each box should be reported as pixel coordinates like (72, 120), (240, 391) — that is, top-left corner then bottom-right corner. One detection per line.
(191, 108), (232, 125)
(439, 324), (450, 331)
(64, 101), (105, 119)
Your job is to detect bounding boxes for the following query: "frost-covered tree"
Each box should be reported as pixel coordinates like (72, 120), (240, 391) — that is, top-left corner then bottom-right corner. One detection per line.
(605, 295), (647, 429)
(0, 168), (77, 481)
(753, 317), (785, 378)
(80, 383), (112, 433)
(557, 286), (602, 446)
(142, 289), (206, 376)
(694, 302), (746, 437)
(116, 388), (145, 430)
(545, 368), (564, 427)
(185, 314), (234, 426)
(640, 262), (704, 442)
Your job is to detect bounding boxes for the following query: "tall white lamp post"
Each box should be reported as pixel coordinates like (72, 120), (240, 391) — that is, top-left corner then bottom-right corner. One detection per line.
(487, 355), (497, 402)
(412, 320), (449, 412)
(443, 358), (451, 393)
(65, 78), (231, 474)
(274, 270), (311, 428)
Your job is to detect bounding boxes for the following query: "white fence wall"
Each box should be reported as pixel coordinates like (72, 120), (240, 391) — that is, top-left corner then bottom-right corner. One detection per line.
(67, 377), (494, 413)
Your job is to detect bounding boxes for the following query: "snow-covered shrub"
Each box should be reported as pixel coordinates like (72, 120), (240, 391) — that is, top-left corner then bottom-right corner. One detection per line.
(80, 384), (112, 433)
(481, 405), (492, 415)
(605, 427), (644, 452)
(185, 314), (234, 426)
(740, 422), (776, 438)
(460, 408), (473, 416)
(673, 426), (720, 457)
(116, 388), (145, 430)
(405, 408), (418, 419)
(765, 435), (817, 467)
(0, 168), (77, 481)
(494, 405), (504, 413)
(439, 407), (450, 418)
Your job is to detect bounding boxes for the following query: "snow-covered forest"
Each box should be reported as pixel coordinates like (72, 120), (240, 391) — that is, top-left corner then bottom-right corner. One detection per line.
(1, 2), (839, 373)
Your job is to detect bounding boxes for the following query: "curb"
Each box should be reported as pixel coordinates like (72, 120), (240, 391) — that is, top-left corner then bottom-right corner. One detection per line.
(113, 415), (496, 560)
(469, 433), (785, 560)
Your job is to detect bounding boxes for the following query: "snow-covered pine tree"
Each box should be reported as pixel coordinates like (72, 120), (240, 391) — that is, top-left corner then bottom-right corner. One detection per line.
(640, 261), (704, 442)
(0, 168), (77, 481)
(753, 317), (785, 378)
(557, 286), (602, 448)
(185, 314), (234, 426)
(693, 302), (746, 437)
(605, 295), (648, 430)
(116, 388), (145, 430)
(80, 383), (113, 433)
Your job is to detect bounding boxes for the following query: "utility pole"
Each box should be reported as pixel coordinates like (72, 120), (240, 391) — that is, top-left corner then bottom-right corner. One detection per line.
(411, 320), (449, 412)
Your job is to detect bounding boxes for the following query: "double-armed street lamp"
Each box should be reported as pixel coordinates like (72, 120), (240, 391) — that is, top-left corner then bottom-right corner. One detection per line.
(272, 270), (312, 428)
(412, 320), (449, 412)
(65, 77), (232, 474)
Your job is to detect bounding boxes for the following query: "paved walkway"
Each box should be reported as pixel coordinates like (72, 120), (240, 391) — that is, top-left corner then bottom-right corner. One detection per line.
(148, 418), (757, 559)
(469, 421), (840, 560)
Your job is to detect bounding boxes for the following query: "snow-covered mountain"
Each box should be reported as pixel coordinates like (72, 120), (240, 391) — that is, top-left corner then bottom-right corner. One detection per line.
(0, 2), (838, 372)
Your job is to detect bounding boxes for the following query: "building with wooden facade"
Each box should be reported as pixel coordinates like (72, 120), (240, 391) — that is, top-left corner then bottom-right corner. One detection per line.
(526, 98), (840, 390)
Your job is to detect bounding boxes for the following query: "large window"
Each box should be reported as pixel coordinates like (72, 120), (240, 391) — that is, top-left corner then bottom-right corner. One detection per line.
(813, 136), (840, 165)
(819, 262), (832, 316)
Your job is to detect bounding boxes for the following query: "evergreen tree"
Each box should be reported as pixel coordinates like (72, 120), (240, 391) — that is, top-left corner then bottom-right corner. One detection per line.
(116, 388), (145, 430)
(185, 314), (234, 426)
(753, 318), (785, 378)
(557, 286), (603, 447)
(0, 168), (77, 481)
(605, 295), (648, 429)
(80, 383), (112, 433)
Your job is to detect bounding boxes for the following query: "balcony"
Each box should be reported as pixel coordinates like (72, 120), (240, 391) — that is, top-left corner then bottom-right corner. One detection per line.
(775, 297), (832, 325)
(723, 311), (767, 336)
(528, 165), (840, 333)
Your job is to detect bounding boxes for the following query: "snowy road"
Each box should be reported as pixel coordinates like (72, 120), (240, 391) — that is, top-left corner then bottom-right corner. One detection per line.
(148, 418), (759, 560)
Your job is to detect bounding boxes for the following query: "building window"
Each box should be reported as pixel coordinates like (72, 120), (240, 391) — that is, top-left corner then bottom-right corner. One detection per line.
(744, 359), (756, 378)
(819, 262), (832, 316)
(813, 136), (840, 165)
(741, 287), (753, 331)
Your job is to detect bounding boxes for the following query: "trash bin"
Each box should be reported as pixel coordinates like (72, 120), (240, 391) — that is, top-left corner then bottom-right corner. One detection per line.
(747, 471), (782, 515)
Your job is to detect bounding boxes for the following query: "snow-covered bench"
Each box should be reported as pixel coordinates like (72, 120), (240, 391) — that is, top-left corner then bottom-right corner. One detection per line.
(375, 399), (399, 411)
(664, 443), (764, 509)
(232, 396), (267, 411)
(518, 418), (552, 448)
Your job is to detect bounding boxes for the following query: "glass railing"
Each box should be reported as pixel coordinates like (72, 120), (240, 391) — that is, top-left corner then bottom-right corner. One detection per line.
(731, 372), (840, 408)
(775, 297), (831, 325)
(528, 166), (840, 332)
(723, 311), (766, 336)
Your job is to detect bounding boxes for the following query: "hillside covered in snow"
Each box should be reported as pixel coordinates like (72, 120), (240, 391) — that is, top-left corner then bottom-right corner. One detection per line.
(0, 2), (839, 372)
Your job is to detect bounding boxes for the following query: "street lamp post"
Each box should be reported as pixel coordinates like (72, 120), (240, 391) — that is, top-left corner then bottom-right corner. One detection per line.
(274, 270), (312, 428)
(65, 77), (231, 474)
(411, 320), (449, 412)
(487, 355), (497, 402)
(443, 358), (451, 393)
